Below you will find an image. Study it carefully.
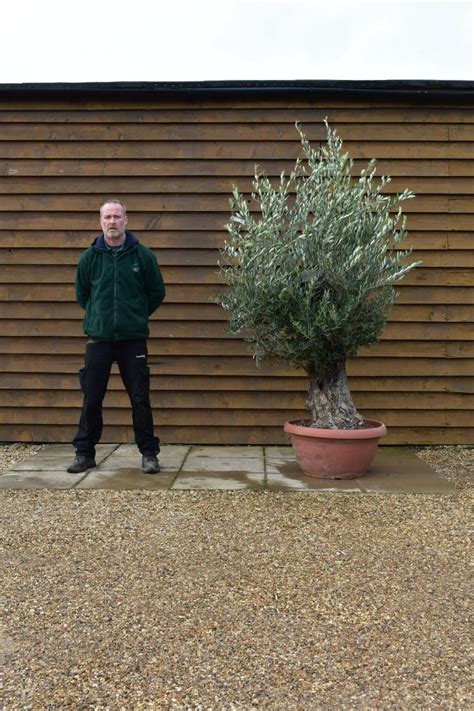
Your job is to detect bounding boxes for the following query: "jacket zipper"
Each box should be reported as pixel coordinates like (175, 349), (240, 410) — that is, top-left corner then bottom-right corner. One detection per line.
(113, 254), (118, 338)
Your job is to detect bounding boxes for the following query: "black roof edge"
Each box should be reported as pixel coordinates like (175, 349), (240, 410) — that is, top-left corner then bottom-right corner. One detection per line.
(0, 80), (473, 101)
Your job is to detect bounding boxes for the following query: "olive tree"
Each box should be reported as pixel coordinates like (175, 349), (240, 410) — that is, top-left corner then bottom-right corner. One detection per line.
(217, 122), (420, 429)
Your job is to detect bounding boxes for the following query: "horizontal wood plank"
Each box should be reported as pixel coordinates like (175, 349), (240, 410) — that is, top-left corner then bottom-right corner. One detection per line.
(0, 264), (471, 287)
(3, 372), (471, 393)
(1, 319), (473, 340)
(1, 107), (473, 124)
(1, 354), (472, 376)
(0, 141), (472, 160)
(1, 425), (472, 445)
(4, 230), (473, 250)
(2, 248), (473, 270)
(1, 194), (472, 213)
(1, 212), (471, 231)
(3, 389), (472, 410)
(0, 406), (456, 425)
(5, 302), (472, 323)
(1, 176), (473, 196)
(1, 106), (473, 123)
(1, 337), (470, 357)
(5, 158), (473, 178)
(1, 284), (473, 306)
(4, 122), (472, 142)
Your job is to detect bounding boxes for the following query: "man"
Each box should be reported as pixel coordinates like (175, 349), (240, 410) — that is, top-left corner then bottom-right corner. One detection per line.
(68, 199), (165, 475)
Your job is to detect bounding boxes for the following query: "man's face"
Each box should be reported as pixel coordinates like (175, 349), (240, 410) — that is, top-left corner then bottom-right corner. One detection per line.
(100, 202), (128, 245)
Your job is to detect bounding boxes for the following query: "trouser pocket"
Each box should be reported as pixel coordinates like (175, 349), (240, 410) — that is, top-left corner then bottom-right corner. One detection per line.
(78, 366), (87, 394)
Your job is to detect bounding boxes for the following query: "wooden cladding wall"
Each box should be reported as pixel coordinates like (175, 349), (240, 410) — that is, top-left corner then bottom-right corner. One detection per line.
(0, 96), (473, 445)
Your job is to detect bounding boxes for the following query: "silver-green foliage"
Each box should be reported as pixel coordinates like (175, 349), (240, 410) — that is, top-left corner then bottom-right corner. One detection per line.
(218, 121), (420, 375)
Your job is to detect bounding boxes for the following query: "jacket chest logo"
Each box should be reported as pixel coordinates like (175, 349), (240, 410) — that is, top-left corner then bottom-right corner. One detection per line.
(131, 262), (140, 273)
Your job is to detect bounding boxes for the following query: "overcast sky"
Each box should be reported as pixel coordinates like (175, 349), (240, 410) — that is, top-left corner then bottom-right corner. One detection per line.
(1, 0), (472, 83)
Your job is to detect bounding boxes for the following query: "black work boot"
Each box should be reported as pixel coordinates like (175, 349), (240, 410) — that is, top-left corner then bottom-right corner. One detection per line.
(142, 454), (160, 474)
(67, 455), (96, 474)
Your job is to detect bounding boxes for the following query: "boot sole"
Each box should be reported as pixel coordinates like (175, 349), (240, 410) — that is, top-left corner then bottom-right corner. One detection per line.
(67, 463), (97, 474)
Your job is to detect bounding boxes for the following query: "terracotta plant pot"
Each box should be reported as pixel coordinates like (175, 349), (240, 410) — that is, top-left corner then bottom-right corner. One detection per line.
(284, 418), (387, 479)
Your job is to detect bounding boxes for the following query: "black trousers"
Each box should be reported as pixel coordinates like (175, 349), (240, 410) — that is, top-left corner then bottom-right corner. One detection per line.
(73, 339), (160, 458)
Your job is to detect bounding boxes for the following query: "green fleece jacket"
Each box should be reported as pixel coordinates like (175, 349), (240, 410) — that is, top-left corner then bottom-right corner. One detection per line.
(75, 231), (165, 341)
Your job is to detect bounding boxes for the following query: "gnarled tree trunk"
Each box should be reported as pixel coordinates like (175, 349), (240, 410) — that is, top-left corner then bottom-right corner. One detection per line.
(306, 363), (365, 430)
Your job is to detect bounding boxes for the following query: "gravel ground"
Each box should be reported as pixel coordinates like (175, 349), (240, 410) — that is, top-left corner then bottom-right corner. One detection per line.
(413, 446), (473, 491)
(1, 445), (473, 709)
(0, 443), (45, 473)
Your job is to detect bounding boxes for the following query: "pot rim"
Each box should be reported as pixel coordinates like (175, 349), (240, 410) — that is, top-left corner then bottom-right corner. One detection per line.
(284, 418), (387, 440)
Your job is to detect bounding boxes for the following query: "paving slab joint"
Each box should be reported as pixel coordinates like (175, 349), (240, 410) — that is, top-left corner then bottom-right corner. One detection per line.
(167, 445), (193, 489)
(73, 444), (121, 488)
(262, 446), (268, 488)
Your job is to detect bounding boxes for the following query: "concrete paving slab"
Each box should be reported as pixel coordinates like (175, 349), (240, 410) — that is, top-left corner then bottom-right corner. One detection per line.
(8, 444), (118, 471)
(357, 446), (457, 493)
(266, 445), (457, 493)
(92, 444), (190, 471)
(76, 445), (190, 490)
(181, 455), (264, 474)
(172, 470), (265, 490)
(76, 469), (175, 490)
(0, 470), (85, 490)
(188, 445), (264, 460)
(106, 443), (140, 457)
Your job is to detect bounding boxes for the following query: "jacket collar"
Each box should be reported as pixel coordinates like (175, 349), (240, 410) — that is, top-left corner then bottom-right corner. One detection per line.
(92, 230), (139, 252)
